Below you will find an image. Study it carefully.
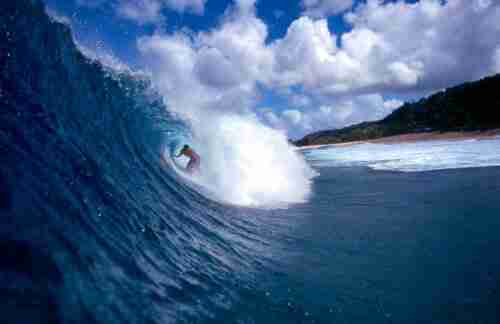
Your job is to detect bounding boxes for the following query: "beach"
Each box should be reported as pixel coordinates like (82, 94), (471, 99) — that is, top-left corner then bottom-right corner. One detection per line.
(297, 129), (500, 150)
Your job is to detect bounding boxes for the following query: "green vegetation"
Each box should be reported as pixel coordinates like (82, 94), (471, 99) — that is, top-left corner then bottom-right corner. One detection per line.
(294, 74), (500, 146)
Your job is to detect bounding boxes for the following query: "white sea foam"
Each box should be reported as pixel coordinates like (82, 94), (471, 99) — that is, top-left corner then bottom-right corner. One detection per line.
(46, 5), (315, 208)
(175, 113), (317, 207)
(137, 33), (316, 207)
(303, 138), (500, 172)
(73, 41), (315, 208)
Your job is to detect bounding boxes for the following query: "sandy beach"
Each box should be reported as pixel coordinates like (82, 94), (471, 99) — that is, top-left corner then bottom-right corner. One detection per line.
(297, 129), (500, 150)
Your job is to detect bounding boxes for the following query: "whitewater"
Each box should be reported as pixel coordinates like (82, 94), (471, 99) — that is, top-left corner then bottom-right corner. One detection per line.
(2, 1), (500, 324)
(302, 137), (500, 172)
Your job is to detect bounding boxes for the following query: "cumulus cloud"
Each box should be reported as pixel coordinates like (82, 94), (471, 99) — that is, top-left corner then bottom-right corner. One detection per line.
(261, 95), (402, 138)
(273, 0), (500, 98)
(283, 109), (304, 125)
(301, 0), (355, 18)
(261, 109), (285, 130)
(346, 0), (500, 91)
(136, 0), (500, 138)
(117, 0), (164, 25)
(137, 0), (273, 119)
(80, 0), (208, 25)
(494, 47), (500, 74)
(138, 0), (316, 206)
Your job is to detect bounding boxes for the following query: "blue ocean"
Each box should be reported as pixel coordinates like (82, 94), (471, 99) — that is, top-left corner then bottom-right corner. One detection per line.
(1, 1), (500, 323)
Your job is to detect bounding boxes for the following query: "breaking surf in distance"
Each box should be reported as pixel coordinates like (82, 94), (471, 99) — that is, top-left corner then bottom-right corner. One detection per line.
(302, 137), (500, 172)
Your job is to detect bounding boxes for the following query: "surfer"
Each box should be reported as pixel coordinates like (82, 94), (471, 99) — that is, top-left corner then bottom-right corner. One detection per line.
(176, 145), (200, 174)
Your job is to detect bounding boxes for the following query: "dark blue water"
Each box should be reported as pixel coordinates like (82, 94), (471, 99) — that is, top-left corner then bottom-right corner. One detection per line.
(2, 1), (500, 323)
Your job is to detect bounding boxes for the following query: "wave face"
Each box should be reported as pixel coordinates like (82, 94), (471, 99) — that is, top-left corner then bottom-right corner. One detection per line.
(0, 1), (312, 323)
(302, 138), (500, 172)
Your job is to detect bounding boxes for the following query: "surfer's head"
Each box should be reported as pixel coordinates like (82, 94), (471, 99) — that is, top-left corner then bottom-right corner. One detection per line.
(181, 145), (189, 152)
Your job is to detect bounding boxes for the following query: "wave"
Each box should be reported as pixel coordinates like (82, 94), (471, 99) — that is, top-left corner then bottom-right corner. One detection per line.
(302, 139), (500, 172)
(0, 1), (314, 323)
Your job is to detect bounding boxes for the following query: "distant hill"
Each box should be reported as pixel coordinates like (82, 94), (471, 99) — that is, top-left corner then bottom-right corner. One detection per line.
(294, 74), (500, 146)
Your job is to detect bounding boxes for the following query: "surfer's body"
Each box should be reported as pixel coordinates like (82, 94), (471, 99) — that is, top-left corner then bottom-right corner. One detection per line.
(177, 145), (200, 174)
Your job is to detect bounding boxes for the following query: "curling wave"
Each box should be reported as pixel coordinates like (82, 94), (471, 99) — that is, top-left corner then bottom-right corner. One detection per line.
(0, 1), (312, 323)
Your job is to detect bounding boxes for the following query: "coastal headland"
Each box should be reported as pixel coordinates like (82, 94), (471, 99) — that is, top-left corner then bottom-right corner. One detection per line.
(294, 74), (500, 148)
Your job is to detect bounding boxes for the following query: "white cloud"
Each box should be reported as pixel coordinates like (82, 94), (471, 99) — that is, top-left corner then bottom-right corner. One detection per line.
(387, 61), (422, 86)
(137, 0), (500, 139)
(283, 109), (303, 125)
(113, 0), (207, 25)
(167, 0), (206, 14)
(301, 0), (355, 18)
(261, 94), (402, 138)
(117, 0), (164, 25)
(272, 0), (500, 98)
(494, 47), (500, 74)
(289, 94), (312, 108)
(383, 98), (403, 111)
(271, 17), (341, 89)
(261, 109), (286, 130)
(126, 0), (500, 203)
(235, 0), (257, 15)
(138, 1), (315, 206)
(137, 0), (274, 119)
(341, 0), (500, 91)
(473, 0), (493, 11)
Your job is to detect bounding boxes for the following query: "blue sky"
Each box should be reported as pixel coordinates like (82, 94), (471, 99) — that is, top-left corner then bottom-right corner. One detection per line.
(43, 0), (500, 139)
(43, 0), (355, 67)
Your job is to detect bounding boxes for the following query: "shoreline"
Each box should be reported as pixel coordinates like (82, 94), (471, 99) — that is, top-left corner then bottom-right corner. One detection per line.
(296, 129), (500, 150)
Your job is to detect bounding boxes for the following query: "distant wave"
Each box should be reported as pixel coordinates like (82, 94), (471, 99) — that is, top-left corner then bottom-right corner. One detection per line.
(303, 139), (500, 172)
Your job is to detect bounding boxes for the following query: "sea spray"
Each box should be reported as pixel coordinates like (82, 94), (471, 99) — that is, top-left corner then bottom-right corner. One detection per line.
(138, 33), (316, 207)
(190, 113), (316, 206)
(1, 2), (279, 323)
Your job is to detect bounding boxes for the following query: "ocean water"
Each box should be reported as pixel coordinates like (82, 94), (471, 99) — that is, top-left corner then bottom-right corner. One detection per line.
(2, 1), (500, 324)
(301, 138), (500, 172)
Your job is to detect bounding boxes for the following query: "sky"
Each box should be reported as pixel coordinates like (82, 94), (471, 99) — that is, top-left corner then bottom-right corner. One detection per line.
(43, 0), (500, 139)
